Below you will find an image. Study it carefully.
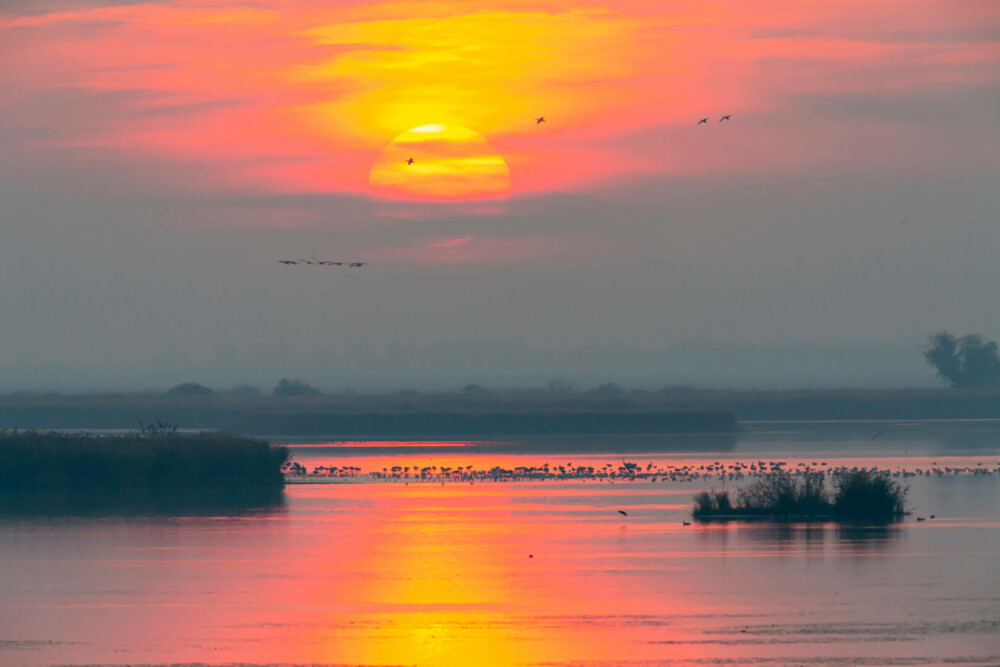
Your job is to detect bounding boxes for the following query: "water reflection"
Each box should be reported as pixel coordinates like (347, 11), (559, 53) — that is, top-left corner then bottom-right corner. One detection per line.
(0, 445), (996, 667)
(0, 485), (286, 518)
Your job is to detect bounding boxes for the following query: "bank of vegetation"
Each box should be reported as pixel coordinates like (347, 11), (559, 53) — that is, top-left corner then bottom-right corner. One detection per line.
(5, 386), (1000, 436)
(0, 428), (288, 514)
(693, 470), (907, 522)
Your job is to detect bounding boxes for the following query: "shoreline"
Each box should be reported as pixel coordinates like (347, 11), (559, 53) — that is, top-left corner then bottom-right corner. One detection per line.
(3, 387), (1000, 436)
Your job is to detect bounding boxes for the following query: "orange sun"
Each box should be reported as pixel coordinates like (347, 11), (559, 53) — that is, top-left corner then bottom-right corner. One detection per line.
(369, 124), (511, 218)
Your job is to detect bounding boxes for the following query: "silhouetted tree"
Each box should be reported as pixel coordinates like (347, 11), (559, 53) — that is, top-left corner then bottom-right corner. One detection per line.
(166, 382), (213, 396)
(273, 378), (321, 396)
(924, 331), (1000, 388)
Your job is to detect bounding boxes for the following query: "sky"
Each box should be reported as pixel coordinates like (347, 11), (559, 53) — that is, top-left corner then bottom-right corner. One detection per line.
(0, 0), (998, 391)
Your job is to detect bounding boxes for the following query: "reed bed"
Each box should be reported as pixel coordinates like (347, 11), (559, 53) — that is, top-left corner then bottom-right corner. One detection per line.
(0, 429), (288, 491)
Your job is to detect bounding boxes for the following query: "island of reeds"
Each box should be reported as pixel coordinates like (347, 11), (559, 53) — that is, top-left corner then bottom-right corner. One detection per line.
(692, 470), (907, 522)
(0, 425), (288, 516)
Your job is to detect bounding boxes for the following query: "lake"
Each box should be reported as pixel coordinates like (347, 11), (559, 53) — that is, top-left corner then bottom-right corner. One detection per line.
(1, 420), (998, 666)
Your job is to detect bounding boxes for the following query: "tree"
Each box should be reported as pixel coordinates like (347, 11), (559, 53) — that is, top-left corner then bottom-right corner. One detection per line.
(166, 382), (213, 396)
(273, 378), (321, 396)
(924, 331), (1000, 388)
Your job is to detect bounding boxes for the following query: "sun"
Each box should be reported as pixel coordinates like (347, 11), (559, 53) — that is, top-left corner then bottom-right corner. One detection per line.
(369, 124), (511, 217)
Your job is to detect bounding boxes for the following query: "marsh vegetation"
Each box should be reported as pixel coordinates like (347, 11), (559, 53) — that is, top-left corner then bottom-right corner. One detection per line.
(0, 428), (288, 501)
(693, 470), (908, 522)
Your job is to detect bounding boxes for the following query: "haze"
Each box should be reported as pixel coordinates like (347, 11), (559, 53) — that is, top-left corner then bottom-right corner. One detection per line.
(1, 0), (998, 392)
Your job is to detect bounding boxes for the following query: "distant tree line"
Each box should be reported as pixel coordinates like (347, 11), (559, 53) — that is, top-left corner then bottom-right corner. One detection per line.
(925, 331), (1000, 388)
(165, 378), (320, 397)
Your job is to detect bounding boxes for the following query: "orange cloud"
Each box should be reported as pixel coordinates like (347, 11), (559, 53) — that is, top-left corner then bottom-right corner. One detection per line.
(1, 0), (997, 204)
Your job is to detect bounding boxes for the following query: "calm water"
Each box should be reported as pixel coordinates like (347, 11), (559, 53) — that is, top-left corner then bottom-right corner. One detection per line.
(2, 421), (999, 666)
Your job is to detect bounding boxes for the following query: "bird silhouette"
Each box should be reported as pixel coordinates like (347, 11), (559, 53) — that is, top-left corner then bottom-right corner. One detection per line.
(349, 262), (367, 268)
(407, 157), (414, 165)
(278, 260), (298, 265)
(719, 114), (731, 122)
(617, 510), (628, 517)
(536, 116), (545, 124)
(872, 431), (884, 440)
(698, 117), (708, 125)
(682, 521), (691, 526)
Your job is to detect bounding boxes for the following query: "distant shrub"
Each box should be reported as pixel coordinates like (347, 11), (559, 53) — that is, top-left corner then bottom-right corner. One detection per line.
(833, 470), (907, 521)
(138, 419), (178, 437)
(167, 382), (213, 396)
(739, 473), (801, 515)
(273, 378), (321, 396)
(694, 490), (734, 515)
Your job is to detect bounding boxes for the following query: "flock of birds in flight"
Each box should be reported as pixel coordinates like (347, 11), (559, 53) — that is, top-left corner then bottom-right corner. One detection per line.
(278, 259), (367, 268)
(281, 114), (733, 269)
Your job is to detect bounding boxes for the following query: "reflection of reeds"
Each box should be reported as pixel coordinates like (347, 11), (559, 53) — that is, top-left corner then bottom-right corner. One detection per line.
(693, 471), (907, 522)
(0, 430), (288, 491)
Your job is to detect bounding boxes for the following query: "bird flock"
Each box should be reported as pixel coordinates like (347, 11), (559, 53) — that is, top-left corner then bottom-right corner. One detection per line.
(278, 259), (367, 268)
(285, 113), (733, 265)
(699, 114), (731, 125)
(283, 457), (999, 484)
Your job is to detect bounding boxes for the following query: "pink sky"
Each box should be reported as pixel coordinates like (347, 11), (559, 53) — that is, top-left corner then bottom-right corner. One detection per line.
(1, 0), (999, 389)
(3, 0), (997, 203)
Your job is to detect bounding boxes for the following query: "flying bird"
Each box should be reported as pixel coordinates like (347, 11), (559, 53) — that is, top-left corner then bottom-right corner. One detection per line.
(698, 117), (708, 125)
(349, 262), (367, 268)
(535, 116), (545, 124)
(278, 260), (298, 265)
(872, 430), (884, 440)
(617, 510), (628, 517)
(719, 114), (731, 122)
(407, 157), (414, 165)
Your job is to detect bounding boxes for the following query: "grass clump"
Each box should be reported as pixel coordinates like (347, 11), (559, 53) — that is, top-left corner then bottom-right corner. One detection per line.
(693, 471), (907, 522)
(832, 470), (907, 522)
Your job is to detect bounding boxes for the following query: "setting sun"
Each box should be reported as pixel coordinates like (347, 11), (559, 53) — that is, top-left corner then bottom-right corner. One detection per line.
(369, 124), (511, 217)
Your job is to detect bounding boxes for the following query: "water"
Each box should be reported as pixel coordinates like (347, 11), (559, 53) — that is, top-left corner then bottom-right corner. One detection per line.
(1, 421), (999, 666)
